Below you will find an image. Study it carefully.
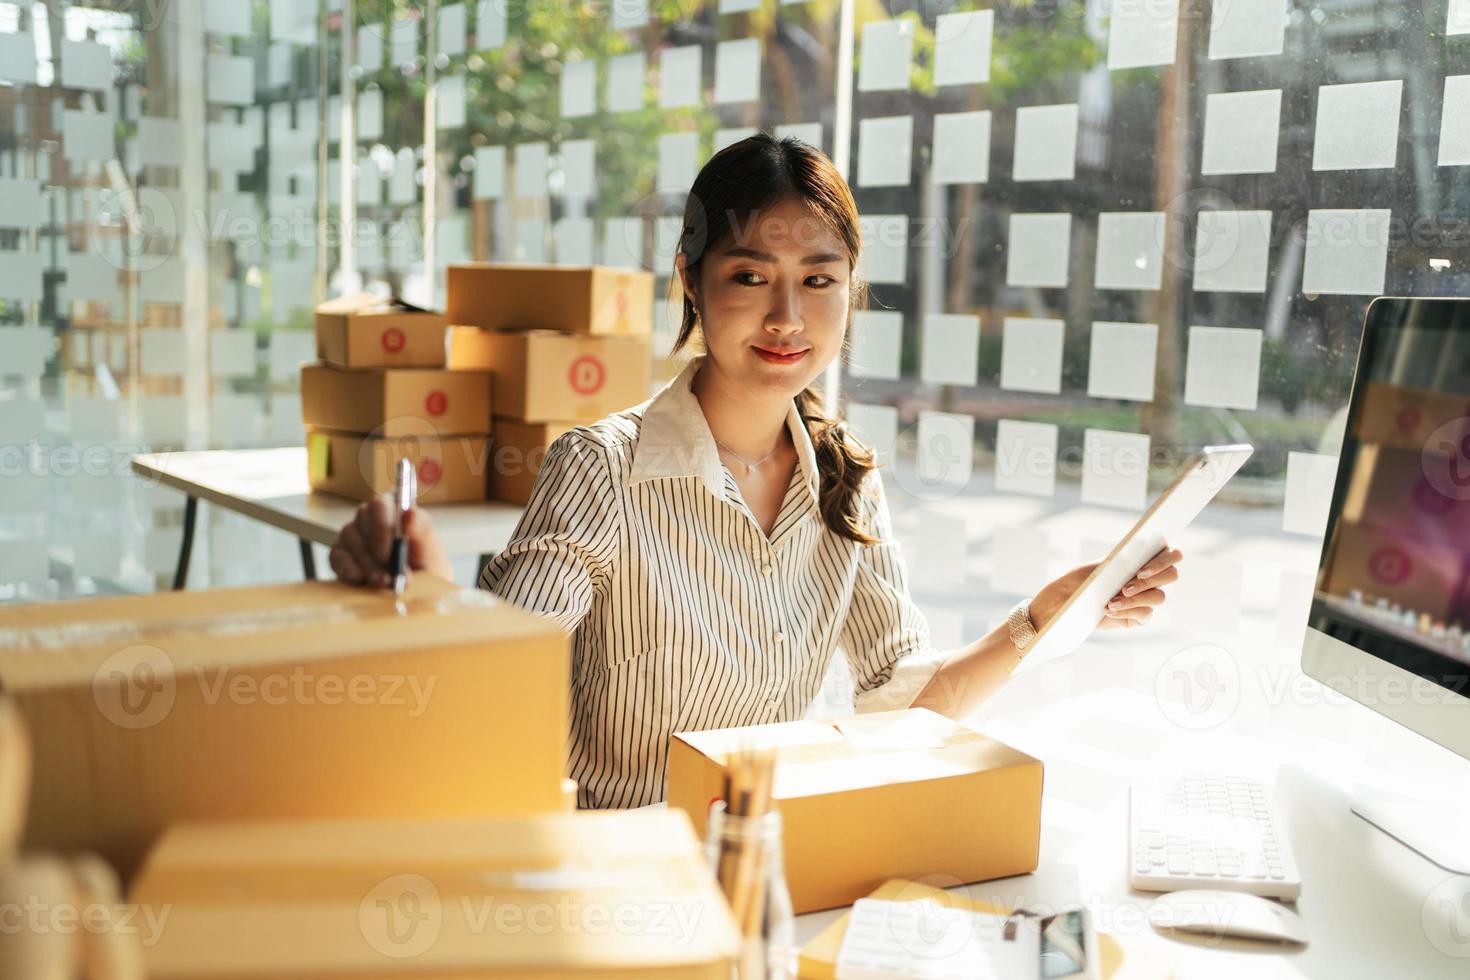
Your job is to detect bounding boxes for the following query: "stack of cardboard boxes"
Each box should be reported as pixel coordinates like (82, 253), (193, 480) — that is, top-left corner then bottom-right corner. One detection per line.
(444, 264), (655, 503)
(301, 294), (493, 504)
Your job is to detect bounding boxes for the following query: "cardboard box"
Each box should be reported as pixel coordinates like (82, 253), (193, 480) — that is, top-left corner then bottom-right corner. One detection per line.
(315, 292), (448, 368)
(300, 363), (491, 437)
(306, 429), (490, 504)
(1353, 380), (1470, 452)
(449, 327), (652, 422)
(129, 810), (740, 979)
(1322, 519), (1464, 620)
(1340, 443), (1470, 553)
(490, 418), (576, 504)
(668, 708), (1043, 914)
(0, 576), (568, 881)
(446, 264), (654, 336)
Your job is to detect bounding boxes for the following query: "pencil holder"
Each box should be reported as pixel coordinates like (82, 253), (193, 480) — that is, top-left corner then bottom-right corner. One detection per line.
(706, 800), (796, 980)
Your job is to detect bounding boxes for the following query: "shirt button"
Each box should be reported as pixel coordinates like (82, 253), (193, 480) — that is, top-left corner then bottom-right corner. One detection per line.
(773, 631), (787, 645)
(761, 562), (775, 576)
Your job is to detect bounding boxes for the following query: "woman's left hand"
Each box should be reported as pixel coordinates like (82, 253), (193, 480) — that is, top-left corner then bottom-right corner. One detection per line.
(1030, 546), (1184, 632)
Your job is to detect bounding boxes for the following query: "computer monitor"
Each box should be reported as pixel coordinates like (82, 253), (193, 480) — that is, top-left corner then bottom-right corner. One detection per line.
(1301, 296), (1470, 873)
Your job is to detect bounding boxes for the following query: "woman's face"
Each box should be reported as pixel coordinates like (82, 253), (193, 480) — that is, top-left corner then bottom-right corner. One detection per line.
(680, 196), (853, 400)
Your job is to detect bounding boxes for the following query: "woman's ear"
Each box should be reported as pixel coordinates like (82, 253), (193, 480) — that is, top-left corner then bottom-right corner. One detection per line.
(675, 252), (696, 310)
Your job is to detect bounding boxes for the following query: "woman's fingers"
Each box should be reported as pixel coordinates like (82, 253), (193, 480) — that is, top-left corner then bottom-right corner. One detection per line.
(329, 543), (366, 584)
(1108, 587), (1166, 613)
(1137, 546), (1184, 580)
(344, 509), (389, 587)
(1119, 565), (1179, 597)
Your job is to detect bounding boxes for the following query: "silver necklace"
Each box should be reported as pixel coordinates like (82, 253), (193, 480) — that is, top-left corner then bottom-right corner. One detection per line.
(714, 436), (779, 475)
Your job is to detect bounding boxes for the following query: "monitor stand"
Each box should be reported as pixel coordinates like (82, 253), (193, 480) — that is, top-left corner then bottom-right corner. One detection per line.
(1352, 792), (1470, 874)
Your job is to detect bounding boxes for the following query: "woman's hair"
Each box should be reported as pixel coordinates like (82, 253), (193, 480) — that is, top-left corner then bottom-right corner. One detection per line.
(671, 133), (879, 545)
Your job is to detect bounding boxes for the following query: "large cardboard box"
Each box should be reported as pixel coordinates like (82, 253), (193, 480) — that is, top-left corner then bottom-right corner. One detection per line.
(1321, 519), (1465, 620)
(490, 418), (576, 505)
(1340, 443), (1470, 552)
(306, 428), (490, 504)
(449, 327), (651, 421)
(129, 810), (740, 979)
(315, 292), (448, 368)
(446, 264), (654, 336)
(1353, 380), (1470, 452)
(667, 708), (1043, 914)
(0, 576), (568, 881)
(300, 363), (492, 437)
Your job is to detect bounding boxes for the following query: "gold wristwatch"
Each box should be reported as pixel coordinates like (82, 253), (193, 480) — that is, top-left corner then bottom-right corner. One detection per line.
(1007, 598), (1038, 653)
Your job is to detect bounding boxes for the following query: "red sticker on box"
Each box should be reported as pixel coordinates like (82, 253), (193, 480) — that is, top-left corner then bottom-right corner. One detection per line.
(1397, 406), (1421, 432)
(1368, 546), (1412, 586)
(417, 459), (442, 487)
(381, 327), (406, 353)
(425, 390), (448, 416)
(568, 355), (605, 395)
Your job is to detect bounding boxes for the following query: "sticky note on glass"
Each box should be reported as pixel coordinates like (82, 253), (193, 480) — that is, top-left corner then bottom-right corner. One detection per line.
(515, 219), (548, 262)
(1000, 317), (1064, 394)
(611, 0), (650, 29)
(1095, 212), (1165, 290)
(558, 139), (595, 197)
(140, 328), (186, 376)
(439, 3), (468, 57)
(658, 132), (699, 193)
(436, 74), (466, 129)
(357, 88), (384, 141)
(917, 411), (975, 490)
(1087, 321), (1157, 402)
(477, 0), (508, 49)
(390, 148), (417, 204)
(1014, 104), (1078, 181)
(0, 178), (43, 230)
(660, 45), (701, 108)
(919, 314), (979, 386)
(1193, 210), (1271, 293)
(608, 52), (645, 112)
(1208, 0), (1286, 59)
(858, 20), (912, 92)
(62, 108), (113, 162)
(1312, 80), (1403, 171)
(994, 419), (1058, 498)
(857, 115), (913, 188)
(473, 145), (505, 199)
(1201, 89), (1281, 175)
(1006, 213), (1071, 288)
(269, 392), (304, 443)
(392, 18), (418, 65)
(61, 39), (111, 90)
(1440, 75), (1470, 166)
(209, 329), (256, 379)
(989, 524), (1050, 595)
(1453, 0), (1470, 34)
(846, 403), (899, 462)
(561, 59), (596, 118)
(211, 393), (263, 447)
(0, 327), (51, 377)
(859, 214), (909, 285)
(914, 511), (970, 589)
(1082, 429), (1150, 510)
(934, 10), (993, 86)
(1108, 0), (1179, 69)
(932, 110), (990, 184)
(1301, 208), (1391, 295)
(776, 122), (822, 148)
(358, 24), (384, 71)
(1283, 451), (1338, 536)
(602, 217), (644, 270)
(716, 127), (758, 152)
(1184, 325), (1261, 410)
(848, 310), (903, 380)
(138, 117), (183, 167)
(207, 54), (254, 106)
(719, 0), (760, 12)
(515, 142), (549, 197)
(654, 216), (681, 269)
(555, 217), (595, 266)
(714, 38), (760, 104)
(0, 32), (36, 85)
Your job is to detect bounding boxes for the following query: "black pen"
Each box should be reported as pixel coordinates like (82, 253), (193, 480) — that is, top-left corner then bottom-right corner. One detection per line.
(390, 458), (416, 595)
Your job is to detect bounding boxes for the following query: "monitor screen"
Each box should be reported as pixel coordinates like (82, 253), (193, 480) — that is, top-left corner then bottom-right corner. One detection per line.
(1308, 298), (1470, 698)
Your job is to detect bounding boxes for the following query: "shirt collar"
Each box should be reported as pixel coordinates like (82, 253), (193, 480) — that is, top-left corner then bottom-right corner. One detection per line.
(628, 356), (821, 503)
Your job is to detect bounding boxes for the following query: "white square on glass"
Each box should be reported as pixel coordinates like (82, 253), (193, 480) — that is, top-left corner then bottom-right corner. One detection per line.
(716, 127), (758, 152)
(989, 524), (1049, 596)
(559, 139), (595, 197)
(1087, 321), (1157, 402)
(859, 214), (909, 285)
(60, 39), (111, 90)
(1441, 75), (1470, 165)
(1184, 325), (1262, 410)
(917, 411), (975, 490)
(561, 60), (596, 118)
(1013, 104), (1078, 181)
(919, 314), (980, 386)
(1095, 212), (1165, 291)
(714, 38), (760, 104)
(1283, 451), (1339, 536)
(608, 52), (645, 112)
(657, 131), (699, 194)
(1107, 0), (1180, 69)
(858, 20), (912, 92)
(602, 217), (644, 270)
(995, 419), (1057, 498)
(934, 10), (993, 86)
(1301, 209), (1391, 296)
(1006, 213), (1071, 288)
(776, 122), (822, 149)
(439, 3), (468, 57)
(436, 75), (466, 129)
(554, 217), (595, 265)
(1201, 89), (1281, 175)
(857, 115), (914, 188)
(848, 310), (903, 380)
(1193, 210), (1272, 293)
(1452, 0), (1470, 34)
(515, 142), (549, 197)
(932, 110), (990, 185)
(473, 145), (505, 199)
(1207, 0), (1287, 59)
(660, 45), (702, 108)
(846, 403), (899, 462)
(1312, 80), (1403, 171)
(515, 219), (548, 262)
(1082, 429), (1151, 510)
(1000, 317), (1064, 394)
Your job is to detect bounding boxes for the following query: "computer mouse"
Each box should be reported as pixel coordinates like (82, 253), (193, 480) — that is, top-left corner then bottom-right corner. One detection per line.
(1146, 889), (1309, 946)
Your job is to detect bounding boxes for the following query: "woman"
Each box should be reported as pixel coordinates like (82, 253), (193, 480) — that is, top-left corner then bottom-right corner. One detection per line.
(330, 134), (1181, 809)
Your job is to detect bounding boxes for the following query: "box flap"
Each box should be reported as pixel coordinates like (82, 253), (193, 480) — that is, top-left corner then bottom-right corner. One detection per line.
(316, 292), (434, 316)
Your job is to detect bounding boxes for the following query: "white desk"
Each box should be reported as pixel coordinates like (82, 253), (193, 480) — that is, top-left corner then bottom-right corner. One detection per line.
(130, 448), (525, 589)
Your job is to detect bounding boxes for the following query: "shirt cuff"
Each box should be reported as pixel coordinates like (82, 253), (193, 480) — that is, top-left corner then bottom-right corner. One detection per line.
(852, 648), (949, 714)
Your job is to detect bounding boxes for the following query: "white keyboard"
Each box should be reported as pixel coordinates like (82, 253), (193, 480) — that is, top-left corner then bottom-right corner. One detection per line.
(1129, 773), (1302, 900)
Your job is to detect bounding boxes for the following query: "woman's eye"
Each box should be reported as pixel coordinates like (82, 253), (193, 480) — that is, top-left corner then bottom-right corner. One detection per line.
(806, 275), (834, 288)
(734, 271), (765, 286)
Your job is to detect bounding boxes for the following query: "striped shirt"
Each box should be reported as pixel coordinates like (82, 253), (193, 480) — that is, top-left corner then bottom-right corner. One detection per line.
(478, 356), (942, 809)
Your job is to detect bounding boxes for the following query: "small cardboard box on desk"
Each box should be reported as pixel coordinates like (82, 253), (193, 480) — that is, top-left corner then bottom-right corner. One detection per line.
(314, 292), (449, 368)
(0, 575), (568, 882)
(127, 810), (741, 979)
(667, 707), (1043, 914)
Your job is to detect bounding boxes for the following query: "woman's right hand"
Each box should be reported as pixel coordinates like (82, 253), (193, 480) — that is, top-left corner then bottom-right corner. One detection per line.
(329, 495), (454, 588)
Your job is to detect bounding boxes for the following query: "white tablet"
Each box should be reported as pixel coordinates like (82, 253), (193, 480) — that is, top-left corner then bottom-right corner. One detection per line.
(1023, 444), (1255, 666)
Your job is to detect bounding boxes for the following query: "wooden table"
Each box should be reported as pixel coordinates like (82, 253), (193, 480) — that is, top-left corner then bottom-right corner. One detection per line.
(131, 448), (525, 589)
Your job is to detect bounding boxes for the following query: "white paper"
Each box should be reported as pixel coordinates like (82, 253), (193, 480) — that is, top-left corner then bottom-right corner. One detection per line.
(268, 330), (313, 381)
(857, 115), (913, 188)
(1082, 429), (1151, 510)
(515, 142), (549, 197)
(719, 0), (760, 11)
(1006, 213), (1071, 288)
(210, 393), (262, 447)
(1201, 89), (1281, 175)
(1000, 317), (1065, 394)
(206, 0), (251, 34)
(1440, 75), (1470, 166)
(392, 18), (418, 66)
(715, 127), (758, 152)
(356, 87), (384, 141)
(0, 396), (44, 442)
(1013, 103), (1079, 181)
(858, 20), (912, 92)
(990, 524), (1051, 596)
(72, 532), (122, 581)
(1184, 325), (1261, 410)
(439, 3), (467, 56)
(0, 32), (37, 85)
(207, 119), (257, 172)
(0, 327), (51, 377)
(1312, 80), (1403, 171)
(554, 217), (595, 265)
(473, 145), (505, 199)
(356, 155), (381, 205)
(602, 217), (644, 270)
(1301, 208), (1391, 296)
(61, 39), (111, 90)
(1193, 209), (1271, 293)
(207, 54), (254, 106)
(917, 411), (975, 490)
(141, 395), (187, 446)
(0, 539), (47, 586)
(477, 0), (508, 49)
(390, 147), (418, 204)
(559, 139), (595, 197)
(561, 60), (596, 118)
(995, 419), (1058, 498)
(270, 0), (317, 44)
(1, 472), (47, 514)
(775, 122), (821, 149)
(61, 107), (112, 162)
(919, 314), (979, 386)
(848, 310), (903, 380)
(357, 24), (383, 72)
(660, 45), (701, 108)
(66, 251), (121, 305)
(436, 75), (466, 129)
(654, 215), (681, 270)
(514, 219), (548, 262)
(140, 329), (185, 376)
(913, 511), (969, 590)
(714, 38), (760, 104)
(269, 392), (304, 443)
(210, 329), (257, 378)
(845, 403), (898, 462)
(1108, 0), (1180, 69)
(1208, 0), (1287, 59)
(1276, 570), (1315, 648)
(1095, 211), (1165, 290)
(1087, 320), (1157, 402)
(658, 131), (699, 194)
(1452, 0), (1470, 35)
(1283, 451), (1338, 536)
(0, 178), (43, 230)
(934, 10), (993, 86)
(931, 110), (990, 185)
(610, 0), (649, 29)
(608, 52), (645, 112)
(859, 214), (909, 285)
(137, 116), (183, 167)
(0, 249), (43, 303)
